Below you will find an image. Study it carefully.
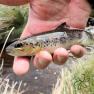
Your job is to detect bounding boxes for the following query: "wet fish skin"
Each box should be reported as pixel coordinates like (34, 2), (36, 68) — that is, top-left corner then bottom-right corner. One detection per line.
(6, 24), (94, 56)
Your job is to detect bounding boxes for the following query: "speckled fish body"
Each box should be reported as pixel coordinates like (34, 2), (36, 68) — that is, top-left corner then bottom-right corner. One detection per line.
(6, 24), (94, 56)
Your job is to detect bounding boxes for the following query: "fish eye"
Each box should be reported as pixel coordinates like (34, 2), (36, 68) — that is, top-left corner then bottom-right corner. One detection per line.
(15, 43), (23, 48)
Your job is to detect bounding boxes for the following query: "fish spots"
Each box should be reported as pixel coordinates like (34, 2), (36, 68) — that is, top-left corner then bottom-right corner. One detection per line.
(66, 30), (82, 40)
(45, 40), (50, 46)
(50, 38), (58, 46)
(34, 39), (50, 48)
(30, 42), (35, 48)
(60, 36), (66, 43)
(35, 42), (42, 48)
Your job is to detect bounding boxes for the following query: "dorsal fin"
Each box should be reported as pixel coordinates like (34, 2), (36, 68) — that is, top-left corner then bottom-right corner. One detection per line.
(19, 22), (67, 40)
(18, 22), (83, 41)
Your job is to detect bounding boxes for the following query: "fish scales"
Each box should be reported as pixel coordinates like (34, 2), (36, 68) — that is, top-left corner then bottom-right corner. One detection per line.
(6, 24), (94, 56)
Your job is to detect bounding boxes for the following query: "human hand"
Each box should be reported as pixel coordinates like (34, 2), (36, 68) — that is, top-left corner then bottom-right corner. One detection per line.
(1, 0), (92, 75)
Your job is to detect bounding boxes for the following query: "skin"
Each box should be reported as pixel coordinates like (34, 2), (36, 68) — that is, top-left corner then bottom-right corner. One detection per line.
(0, 0), (92, 75)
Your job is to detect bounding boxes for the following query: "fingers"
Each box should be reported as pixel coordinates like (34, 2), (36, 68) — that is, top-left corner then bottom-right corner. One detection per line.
(33, 45), (86, 67)
(33, 51), (52, 69)
(13, 23), (85, 75)
(70, 45), (86, 58)
(13, 23), (31, 75)
(52, 46), (85, 65)
(52, 45), (86, 65)
(53, 48), (69, 65)
(13, 45), (86, 75)
(13, 57), (30, 75)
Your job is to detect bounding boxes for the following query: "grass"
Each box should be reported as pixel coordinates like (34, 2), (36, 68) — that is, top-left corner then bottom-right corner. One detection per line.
(0, 27), (24, 94)
(0, 5), (29, 92)
(0, 4), (28, 44)
(52, 52), (94, 94)
(0, 59), (24, 94)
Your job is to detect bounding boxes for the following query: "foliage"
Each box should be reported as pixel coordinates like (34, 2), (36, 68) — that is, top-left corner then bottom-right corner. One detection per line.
(52, 54), (94, 94)
(0, 5), (28, 44)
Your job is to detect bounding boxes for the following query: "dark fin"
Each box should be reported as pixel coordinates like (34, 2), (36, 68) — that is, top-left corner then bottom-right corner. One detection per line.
(56, 22), (70, 29)
(18, 22), (83, 41)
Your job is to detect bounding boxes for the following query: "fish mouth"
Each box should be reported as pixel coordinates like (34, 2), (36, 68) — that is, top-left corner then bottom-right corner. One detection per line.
(6, 45), (15, 56)
(6, 45), (29, 57)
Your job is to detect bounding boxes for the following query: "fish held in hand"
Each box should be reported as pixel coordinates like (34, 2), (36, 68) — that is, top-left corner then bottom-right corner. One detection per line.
(6, 23), (94, 56)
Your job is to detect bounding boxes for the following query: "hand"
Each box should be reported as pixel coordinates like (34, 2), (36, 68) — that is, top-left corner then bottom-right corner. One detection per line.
(1, 0), (91, 75)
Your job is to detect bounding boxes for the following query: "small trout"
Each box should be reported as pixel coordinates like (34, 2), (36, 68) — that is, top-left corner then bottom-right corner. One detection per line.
(6, 23), (94, 56)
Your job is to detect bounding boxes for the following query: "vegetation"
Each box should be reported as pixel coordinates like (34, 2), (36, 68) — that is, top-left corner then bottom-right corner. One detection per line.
(0, 5), (28, 44)
(0, 59), (24, 94)
(0, 5), (28, 94)
(52, 53), (94, 94)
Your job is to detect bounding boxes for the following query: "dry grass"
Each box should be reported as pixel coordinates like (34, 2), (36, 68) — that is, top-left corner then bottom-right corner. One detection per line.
(52, 53), (94, 94)
(0, 59), (24, 94)
(0, 27), (24, 94)
(52, 68), (74, 94)
(0, 27), (15, 57)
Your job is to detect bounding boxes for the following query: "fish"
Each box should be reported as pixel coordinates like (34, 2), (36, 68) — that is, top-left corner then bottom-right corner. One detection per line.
(6, 23), (94, 56)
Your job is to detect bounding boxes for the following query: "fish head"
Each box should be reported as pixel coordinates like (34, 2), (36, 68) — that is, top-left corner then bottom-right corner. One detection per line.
(6, 40), (42, 56)
(6, 41), (34, 56)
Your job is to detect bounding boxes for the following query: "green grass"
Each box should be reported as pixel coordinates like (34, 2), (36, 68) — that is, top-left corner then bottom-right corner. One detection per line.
(0, 5), (29, 93)
(0, 4), (28, 44)
(52, 53), (94, 94)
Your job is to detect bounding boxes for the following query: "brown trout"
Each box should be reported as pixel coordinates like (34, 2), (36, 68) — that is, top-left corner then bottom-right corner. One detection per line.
(6, 23), (94, 56)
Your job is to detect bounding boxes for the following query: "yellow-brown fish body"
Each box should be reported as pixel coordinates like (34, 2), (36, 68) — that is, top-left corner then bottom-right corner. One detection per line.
(6, 24), (94, 56)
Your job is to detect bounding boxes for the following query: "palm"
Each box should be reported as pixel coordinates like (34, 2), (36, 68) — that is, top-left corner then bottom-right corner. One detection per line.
(29, 0), (91, 28)
(2, 0), (90, 75)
